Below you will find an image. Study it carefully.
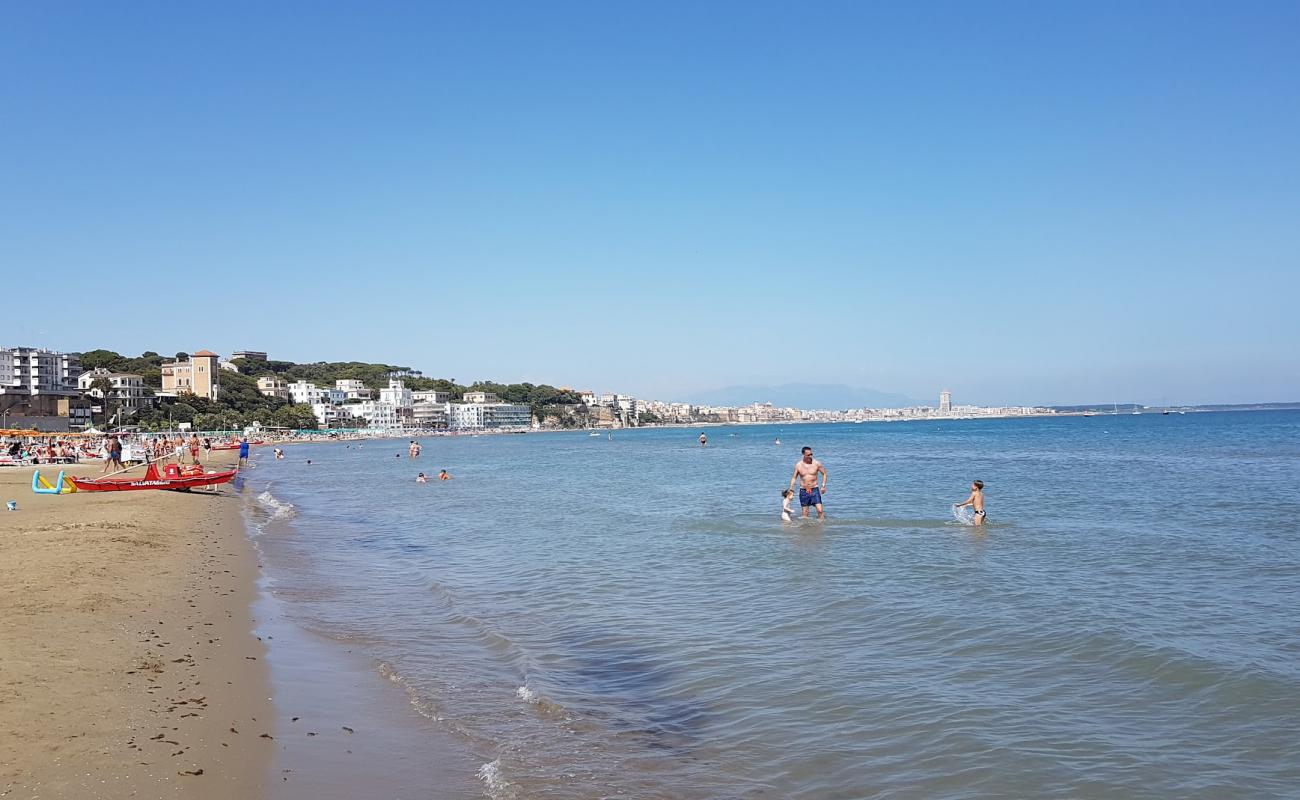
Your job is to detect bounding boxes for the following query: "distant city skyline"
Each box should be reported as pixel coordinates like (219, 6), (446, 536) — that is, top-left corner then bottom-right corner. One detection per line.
(3, 3), (1298, 406)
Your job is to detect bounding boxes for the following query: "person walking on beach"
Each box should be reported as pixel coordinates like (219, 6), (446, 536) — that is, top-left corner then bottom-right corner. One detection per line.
(238, 437), (250, 468)
(103, 434), (124, 473)
(788, 446), (828, 519)
(188, 434), (201, 465)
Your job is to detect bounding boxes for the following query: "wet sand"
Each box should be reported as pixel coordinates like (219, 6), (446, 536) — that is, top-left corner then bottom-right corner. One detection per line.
(0, 457), (270, 798)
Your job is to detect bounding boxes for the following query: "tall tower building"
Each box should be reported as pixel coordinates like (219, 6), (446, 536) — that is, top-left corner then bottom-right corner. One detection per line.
(939, 390), (952, 414)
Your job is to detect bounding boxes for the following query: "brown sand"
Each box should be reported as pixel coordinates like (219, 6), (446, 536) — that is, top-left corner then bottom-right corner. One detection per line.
(0, 457), (270, 798)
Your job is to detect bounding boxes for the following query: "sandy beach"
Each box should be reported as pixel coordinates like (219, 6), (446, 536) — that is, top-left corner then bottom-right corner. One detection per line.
(0, 457), (270, 799)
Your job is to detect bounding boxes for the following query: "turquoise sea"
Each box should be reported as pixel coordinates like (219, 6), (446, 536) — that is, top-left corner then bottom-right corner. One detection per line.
(242, 411), (1300, 799)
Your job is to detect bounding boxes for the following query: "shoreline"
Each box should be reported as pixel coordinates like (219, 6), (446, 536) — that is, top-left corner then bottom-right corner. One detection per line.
(0, 456), (272, 798)
(241, 457), (484, 799)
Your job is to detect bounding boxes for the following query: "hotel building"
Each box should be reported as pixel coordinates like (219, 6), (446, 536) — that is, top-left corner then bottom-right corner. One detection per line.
(160, 350), (221, 400)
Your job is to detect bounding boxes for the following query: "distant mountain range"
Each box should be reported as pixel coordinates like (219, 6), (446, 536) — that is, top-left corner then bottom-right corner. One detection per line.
(685, 383), (921, 410)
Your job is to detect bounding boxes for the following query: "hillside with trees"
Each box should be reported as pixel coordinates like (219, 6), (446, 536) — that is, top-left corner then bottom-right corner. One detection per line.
(76, 350), (586, 431)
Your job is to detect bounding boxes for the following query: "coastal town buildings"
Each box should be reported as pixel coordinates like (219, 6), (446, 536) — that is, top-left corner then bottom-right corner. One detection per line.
(78, 368), (149, 410)
(617, 396), (640, 422)
(0, 346), (88, 430)
(309, 402), (358, 429)
(230, 350), (269, 361)
(446, 391), (531, 430)
(412, 390), (449, 404)
(940, 390), (952, 414)
(411, 400), (448, 429)
(287, 380), (327, 405)
(336, 379), (373, 400)
(0, 347), (81, 399)
(160, 350), (220, 400)
(286, 381), (344, 406)
(257, 376), (290, 400)
(380, 379), (413, 409)
(343, 400), (401, 430)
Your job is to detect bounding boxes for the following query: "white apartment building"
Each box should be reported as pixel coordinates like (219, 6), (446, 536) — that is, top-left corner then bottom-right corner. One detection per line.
(617, 396), (640, 420)
(335, 379), (373, 400)
(379, 379), (413, 409)
(310, 403), (356, 428)
(463, 391), (499, 404)
(580, 392), (598, 407)
(448, 401), (531, 430)
(77, 368), (148, 410)
(287, 381), (326, 405)
(347, 400), (402, 430)
(412, 390), (450, 405)
(0, 347), (82, 397)
(289, 381), (347, 406)
(411, 401), (448, 429)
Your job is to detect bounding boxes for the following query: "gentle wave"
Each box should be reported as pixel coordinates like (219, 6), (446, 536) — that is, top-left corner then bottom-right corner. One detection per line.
(256, 489), (296, 519)
(477, 759), (515, 800)
(243, 413), (1300, 799)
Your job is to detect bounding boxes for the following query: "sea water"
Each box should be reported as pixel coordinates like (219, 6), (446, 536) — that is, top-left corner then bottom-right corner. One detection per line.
(244, 411), (1300, 799)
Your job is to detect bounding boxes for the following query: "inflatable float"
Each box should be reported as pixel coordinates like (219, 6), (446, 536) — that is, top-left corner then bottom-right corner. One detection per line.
(32, 470), (77, 494)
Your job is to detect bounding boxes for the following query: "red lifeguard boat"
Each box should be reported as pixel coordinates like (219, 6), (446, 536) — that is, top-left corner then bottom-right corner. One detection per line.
(67, 462), (238, 492)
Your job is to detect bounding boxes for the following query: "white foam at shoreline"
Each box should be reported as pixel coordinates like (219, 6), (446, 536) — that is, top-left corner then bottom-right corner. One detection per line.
(256, 489), (296, 519)
(477, 759), (515, 800)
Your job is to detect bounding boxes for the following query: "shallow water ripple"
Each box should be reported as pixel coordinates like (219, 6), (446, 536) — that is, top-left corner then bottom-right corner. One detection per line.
(250, 413), (1300, 799)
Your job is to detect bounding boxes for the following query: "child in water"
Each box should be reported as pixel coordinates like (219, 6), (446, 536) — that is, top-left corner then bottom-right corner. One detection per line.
(416, 472), (428, 484)
(954, 480), (986, 525)
(781, 489), (794, 522)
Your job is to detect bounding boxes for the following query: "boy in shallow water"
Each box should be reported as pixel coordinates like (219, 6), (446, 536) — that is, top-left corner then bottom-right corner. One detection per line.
(954, 480), (986, 525)
(781, 489), (794, 522)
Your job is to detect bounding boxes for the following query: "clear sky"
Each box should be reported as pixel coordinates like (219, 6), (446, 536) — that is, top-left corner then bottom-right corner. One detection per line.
(3, 1), (1297, 406)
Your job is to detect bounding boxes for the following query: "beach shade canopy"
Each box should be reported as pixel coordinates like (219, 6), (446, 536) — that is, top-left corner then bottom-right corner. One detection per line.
(83, 427), (103, 435)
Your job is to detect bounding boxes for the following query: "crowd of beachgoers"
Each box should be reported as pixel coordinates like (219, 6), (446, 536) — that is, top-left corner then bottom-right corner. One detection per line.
(0, 427), (503, 468)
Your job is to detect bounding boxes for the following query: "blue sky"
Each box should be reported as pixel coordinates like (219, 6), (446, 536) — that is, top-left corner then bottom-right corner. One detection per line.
(3, 1), (1297, 406)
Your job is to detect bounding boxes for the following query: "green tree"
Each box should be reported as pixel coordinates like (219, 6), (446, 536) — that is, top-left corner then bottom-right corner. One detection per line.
(272, 404), (319, 430)
(80, 350), (124, 371)
(169, 402), (197, 424)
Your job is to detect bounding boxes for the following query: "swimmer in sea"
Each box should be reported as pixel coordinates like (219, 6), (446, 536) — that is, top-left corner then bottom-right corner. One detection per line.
(954, 480), (986, 525)
(788, 446), (828, 519)
(416, 472), (428, 483)
(699, 433), (708, 446)
(438, 469), (451, 481)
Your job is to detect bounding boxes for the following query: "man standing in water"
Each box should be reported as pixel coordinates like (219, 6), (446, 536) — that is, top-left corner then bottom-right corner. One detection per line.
(788, 446), (828, 519)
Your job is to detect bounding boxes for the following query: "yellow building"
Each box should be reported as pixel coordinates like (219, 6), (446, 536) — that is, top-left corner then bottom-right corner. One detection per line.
(161, 349), (221, 400)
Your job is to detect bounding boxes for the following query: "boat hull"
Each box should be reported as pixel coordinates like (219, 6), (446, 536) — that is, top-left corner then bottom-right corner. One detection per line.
(68, 469), (238, 492)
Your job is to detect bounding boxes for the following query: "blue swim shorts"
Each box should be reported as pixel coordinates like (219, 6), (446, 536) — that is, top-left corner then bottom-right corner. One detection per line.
(799, 487), (822, 507)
